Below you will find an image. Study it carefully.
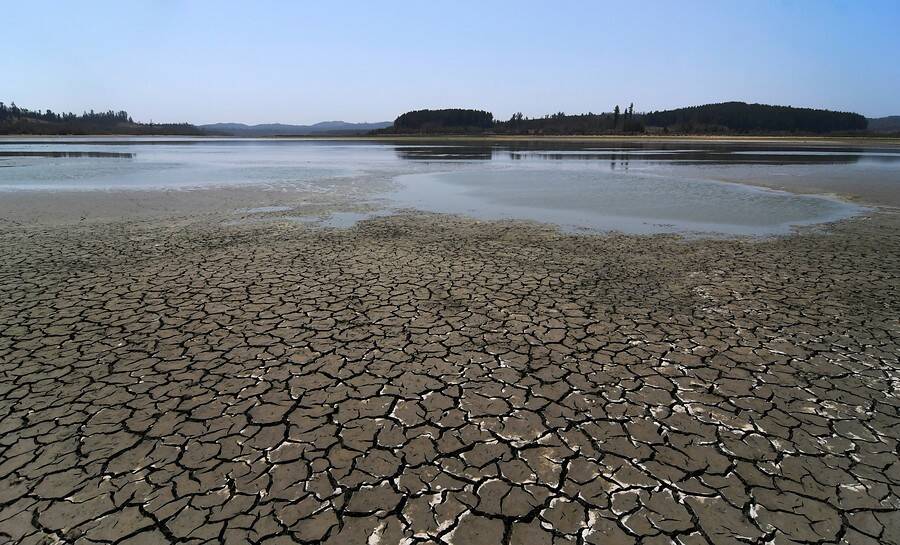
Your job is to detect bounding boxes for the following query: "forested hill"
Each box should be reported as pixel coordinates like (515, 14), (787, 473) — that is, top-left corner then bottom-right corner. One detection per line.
(389, 109), (494, 133)
(379, 103), (871, 135)
(0, 102), (205, 135)
(868, 116), (900, 133)
(642, 102), (867, 133)
(3, 101), (879, 137)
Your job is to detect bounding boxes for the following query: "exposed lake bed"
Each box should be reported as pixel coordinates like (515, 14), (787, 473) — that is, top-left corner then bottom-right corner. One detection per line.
(1, 137), (899, 544)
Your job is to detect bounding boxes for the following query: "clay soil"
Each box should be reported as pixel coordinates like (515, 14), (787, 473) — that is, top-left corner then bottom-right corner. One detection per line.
(1, 208), (899, 544)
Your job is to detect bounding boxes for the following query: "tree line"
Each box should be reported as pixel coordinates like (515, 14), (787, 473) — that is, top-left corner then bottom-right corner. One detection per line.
(2, 100), (873, 136)
(386, 108), (495, 134)
(377, 102), (869, 135)
(496, 103), (642, 135)
(0, 101), (205, 135)
(642, 102), (867, 133)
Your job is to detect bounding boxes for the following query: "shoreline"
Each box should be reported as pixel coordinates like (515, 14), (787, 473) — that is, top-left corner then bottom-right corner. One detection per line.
(0, 183), (879, 234)
(3, 133), (900, 145)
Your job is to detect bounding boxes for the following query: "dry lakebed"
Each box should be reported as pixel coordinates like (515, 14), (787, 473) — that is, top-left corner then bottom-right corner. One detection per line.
(0, 138), (898, 545)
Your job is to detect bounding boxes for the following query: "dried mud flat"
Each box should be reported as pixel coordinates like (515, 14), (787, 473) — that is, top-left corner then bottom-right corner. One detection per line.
(1, 211), (899, 545)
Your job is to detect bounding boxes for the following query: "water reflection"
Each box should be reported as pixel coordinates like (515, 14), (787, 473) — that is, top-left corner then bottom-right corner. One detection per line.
(1, 137), (897, 234)
(0, 151), (134, 158)
(394, 146), (493, 161)
(393, 142), (888, 165)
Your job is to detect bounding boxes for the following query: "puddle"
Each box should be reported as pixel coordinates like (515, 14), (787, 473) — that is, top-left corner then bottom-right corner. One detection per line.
(389, 169), (868, 236)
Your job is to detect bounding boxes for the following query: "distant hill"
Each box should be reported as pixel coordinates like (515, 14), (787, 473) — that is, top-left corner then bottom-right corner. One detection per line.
(0, 101), (204, 135)
(2, 99), (883, 137)
(642, 102), (867, 134)
(382, 109), (494, 134)
(202, 121), (392, 136)
(384, 102), (871, 135)
(867, 116), (900, 133)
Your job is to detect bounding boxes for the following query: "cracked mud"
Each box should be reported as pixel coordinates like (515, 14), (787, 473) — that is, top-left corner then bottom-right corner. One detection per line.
(1, 212), (898, 545)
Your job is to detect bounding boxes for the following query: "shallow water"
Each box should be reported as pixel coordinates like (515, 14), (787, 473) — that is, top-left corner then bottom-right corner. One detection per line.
(392, 169), (858, 236)
(1, 137), (898, 235)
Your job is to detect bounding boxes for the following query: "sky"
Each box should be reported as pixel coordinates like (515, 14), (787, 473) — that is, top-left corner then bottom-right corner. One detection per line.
(3, 0), (899, 124)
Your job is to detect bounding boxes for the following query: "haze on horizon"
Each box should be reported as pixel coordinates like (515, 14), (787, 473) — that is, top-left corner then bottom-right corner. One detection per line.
(4, 0), (899, 125)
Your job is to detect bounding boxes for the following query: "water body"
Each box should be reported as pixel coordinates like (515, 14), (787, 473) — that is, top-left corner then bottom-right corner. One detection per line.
(1, 137), (898, 236)
(393, 169), (858, 236)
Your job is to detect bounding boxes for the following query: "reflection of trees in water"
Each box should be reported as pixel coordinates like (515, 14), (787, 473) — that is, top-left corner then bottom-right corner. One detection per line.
(610, 155), (629, 171)
(0, 151), (134, 158)
(394, 142), (876, 165)
(394, 146), (493, 161)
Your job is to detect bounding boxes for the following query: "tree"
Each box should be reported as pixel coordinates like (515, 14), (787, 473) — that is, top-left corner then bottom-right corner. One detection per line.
(391, 108), (494, 133)
(613, 105), (620, 129)
(641, 101), (867, 133)
(0, 100), (206, 135)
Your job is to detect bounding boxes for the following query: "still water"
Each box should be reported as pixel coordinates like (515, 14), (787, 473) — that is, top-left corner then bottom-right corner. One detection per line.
(2, 137), (899, 235)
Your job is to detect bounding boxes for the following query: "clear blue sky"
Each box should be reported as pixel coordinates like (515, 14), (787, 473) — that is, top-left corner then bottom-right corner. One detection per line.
(3, 0), (899, 124)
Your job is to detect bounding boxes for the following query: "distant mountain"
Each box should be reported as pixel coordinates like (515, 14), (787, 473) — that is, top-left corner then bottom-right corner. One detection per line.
(867, 116), (900, 133)
(201, 121), (392, 136)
